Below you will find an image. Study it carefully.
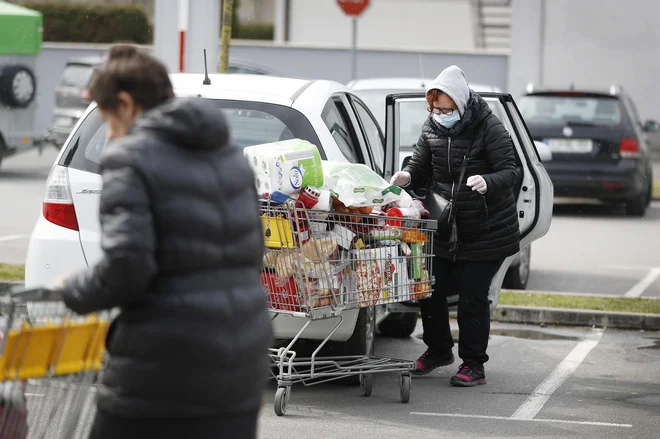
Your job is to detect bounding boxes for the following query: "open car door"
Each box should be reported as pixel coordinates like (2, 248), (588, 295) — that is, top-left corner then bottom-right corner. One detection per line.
(383, 92), (554, 310)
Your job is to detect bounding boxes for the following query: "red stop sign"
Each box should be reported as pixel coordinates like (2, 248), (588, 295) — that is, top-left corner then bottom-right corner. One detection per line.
(337, 0), (370, 16)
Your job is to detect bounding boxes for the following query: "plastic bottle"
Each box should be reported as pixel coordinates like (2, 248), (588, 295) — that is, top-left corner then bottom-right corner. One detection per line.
(385, 206), (421, 228)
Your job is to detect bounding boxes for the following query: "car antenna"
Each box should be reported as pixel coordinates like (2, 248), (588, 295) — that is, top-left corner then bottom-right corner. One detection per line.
(203, 49), (211, 85)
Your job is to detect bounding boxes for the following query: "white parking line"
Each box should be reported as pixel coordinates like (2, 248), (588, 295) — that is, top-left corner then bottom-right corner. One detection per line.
(0, 234), (29, 242)
(624, 267), (660, 298)
(410, 412), (631, 428)
(510, 330), (604, 420)
(601, 264), (656, 271)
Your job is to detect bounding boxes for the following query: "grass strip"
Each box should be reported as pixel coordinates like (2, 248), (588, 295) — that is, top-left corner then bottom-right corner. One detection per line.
(0, 264), (25, 282)
(500, 290), (660, 314)
(2, 264), (659, 314)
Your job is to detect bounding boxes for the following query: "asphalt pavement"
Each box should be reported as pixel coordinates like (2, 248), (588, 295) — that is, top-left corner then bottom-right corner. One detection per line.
(2, 149), (660, 298)
(258, 321), (660, 439)
(21, 321), (660, 438)
(0, 147), (58, 265)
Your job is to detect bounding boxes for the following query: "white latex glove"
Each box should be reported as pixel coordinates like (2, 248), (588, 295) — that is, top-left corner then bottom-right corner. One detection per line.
(466, 175), (487, 194)
(390, 171), (411, 187)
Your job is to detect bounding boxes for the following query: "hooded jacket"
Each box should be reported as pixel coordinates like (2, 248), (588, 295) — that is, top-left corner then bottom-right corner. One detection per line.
(404, 67), (521, 261)
(427, 65), (471, 117)
(61, 97), (273, 419)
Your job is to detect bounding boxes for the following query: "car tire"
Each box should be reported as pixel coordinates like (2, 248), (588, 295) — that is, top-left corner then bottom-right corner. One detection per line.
(626, 191), (648, 217)
(0, 65), (37, 108)
(378, 312), (418, 338)
(325, 307), (375, 385)
(0, 135), (5, 171)
(503, 245), (531, 290)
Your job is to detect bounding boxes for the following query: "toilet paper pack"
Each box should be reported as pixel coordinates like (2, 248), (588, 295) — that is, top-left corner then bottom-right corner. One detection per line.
(244, 139), (324, 195)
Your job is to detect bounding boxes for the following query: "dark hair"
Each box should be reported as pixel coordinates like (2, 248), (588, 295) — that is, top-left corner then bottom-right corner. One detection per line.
(89, 44), (174, 112)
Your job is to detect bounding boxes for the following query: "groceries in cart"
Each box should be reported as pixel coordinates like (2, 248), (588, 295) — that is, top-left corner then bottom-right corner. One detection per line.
(244, 140), (437, 316)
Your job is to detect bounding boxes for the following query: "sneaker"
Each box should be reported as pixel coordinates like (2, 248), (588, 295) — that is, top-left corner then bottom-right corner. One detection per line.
(411, 350), (455, 376)
(450, 363), (486, 387)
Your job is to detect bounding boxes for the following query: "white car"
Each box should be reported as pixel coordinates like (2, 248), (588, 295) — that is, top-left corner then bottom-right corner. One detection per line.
(25, 73), (552, 361)
(347, 77), (550, 292)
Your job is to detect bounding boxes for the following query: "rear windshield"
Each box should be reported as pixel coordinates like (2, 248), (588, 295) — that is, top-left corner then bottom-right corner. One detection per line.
(60, 99), (323, 175)
(60, 64), (94, 89)
(519, 95), (623, 127)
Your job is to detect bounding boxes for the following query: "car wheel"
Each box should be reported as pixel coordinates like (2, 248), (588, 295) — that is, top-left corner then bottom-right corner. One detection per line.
(503, 245), (531, 290)
(326, 307), (375, 385)
(378, 312), (418, 338)
(0, 136), (5, 171)
(345, 306), (375, 356)
(626, 191), (647, 217)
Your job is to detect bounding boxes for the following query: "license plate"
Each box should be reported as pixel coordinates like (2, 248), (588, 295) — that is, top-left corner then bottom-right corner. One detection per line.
(545, 138), (593, 153)
(54, 116), (74, 127)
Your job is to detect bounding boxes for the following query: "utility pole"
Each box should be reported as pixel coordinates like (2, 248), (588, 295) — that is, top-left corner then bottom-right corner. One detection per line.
(219, 0), (234, 73)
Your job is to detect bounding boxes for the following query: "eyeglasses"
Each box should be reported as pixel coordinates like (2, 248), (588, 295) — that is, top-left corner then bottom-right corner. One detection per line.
(431, 107), (456, 116)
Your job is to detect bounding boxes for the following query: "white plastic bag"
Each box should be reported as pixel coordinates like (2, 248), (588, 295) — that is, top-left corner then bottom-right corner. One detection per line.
(322, 161), (404, 207)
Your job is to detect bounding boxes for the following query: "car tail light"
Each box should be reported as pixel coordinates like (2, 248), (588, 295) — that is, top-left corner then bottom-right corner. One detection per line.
(43, 166), (79, 231)
(80, 88), (90, 101)
(619, 137), (641, 159)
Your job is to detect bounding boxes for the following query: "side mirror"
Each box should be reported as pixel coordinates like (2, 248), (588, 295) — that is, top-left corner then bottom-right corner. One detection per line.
(643, 119), (660, 132)
(534, 140), (552, 162)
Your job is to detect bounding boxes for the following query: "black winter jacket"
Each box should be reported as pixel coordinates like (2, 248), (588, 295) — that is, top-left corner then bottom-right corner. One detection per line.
(60, 98), (273, 419)
(404, 92), (520, 261)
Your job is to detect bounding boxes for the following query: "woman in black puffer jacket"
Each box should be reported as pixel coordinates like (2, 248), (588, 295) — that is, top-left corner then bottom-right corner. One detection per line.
(51, 44), (273, 438)
(391, 65), (520, 386)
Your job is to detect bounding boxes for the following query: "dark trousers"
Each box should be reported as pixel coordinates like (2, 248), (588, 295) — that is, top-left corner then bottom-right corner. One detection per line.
(420, 257), (503, 366)
(88, 409), (259, 439)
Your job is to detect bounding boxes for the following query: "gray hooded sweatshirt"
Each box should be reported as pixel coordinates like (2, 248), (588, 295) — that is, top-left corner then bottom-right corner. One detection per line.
(426, 65), (471, 116)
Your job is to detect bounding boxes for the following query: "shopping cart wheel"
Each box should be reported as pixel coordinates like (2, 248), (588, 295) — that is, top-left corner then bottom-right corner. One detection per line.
(359, 373), (373, 397)
(274, 386), (289, 416)
(400, 373), (411, 403)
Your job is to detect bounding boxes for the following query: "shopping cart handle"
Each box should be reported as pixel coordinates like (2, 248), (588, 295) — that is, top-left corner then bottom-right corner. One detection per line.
(10, 288), (63, 303)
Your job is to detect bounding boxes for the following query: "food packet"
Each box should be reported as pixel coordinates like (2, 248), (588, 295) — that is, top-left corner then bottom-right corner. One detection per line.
(367, 227), (402, 246)
(302, 234), (338, 262)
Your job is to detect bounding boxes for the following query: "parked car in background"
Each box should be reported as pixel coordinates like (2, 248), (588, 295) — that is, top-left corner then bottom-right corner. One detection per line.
(49, 56), (279, 148)
(520, 84), (656, 217)
(347, 77), (542, 290)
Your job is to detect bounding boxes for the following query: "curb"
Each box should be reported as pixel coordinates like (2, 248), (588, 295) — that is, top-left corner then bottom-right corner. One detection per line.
(654, 181), (660, 201)
(0, 280), (22, 293)
(3, 280), (660, 330)
(492, 305), (660, 331)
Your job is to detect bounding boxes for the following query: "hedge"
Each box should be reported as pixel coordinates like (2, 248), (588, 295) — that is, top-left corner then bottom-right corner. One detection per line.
(22, 2), (151, 44)
(21, 1), (273, 43)
(232, 23), (274, 40)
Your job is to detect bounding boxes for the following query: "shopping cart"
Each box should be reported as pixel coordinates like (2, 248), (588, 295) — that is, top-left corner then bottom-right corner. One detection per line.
(261, 197), (436, 416)
(0, 288), (110, 439)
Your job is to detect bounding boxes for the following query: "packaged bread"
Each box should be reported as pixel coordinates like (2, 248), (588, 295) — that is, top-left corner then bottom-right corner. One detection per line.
(302, 236), (338, 262)
(275, 251), (297, 279)
(263, 249), (279, 269)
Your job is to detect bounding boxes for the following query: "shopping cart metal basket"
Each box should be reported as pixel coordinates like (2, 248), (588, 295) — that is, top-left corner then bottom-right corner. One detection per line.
(260, 198), (436, 416)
